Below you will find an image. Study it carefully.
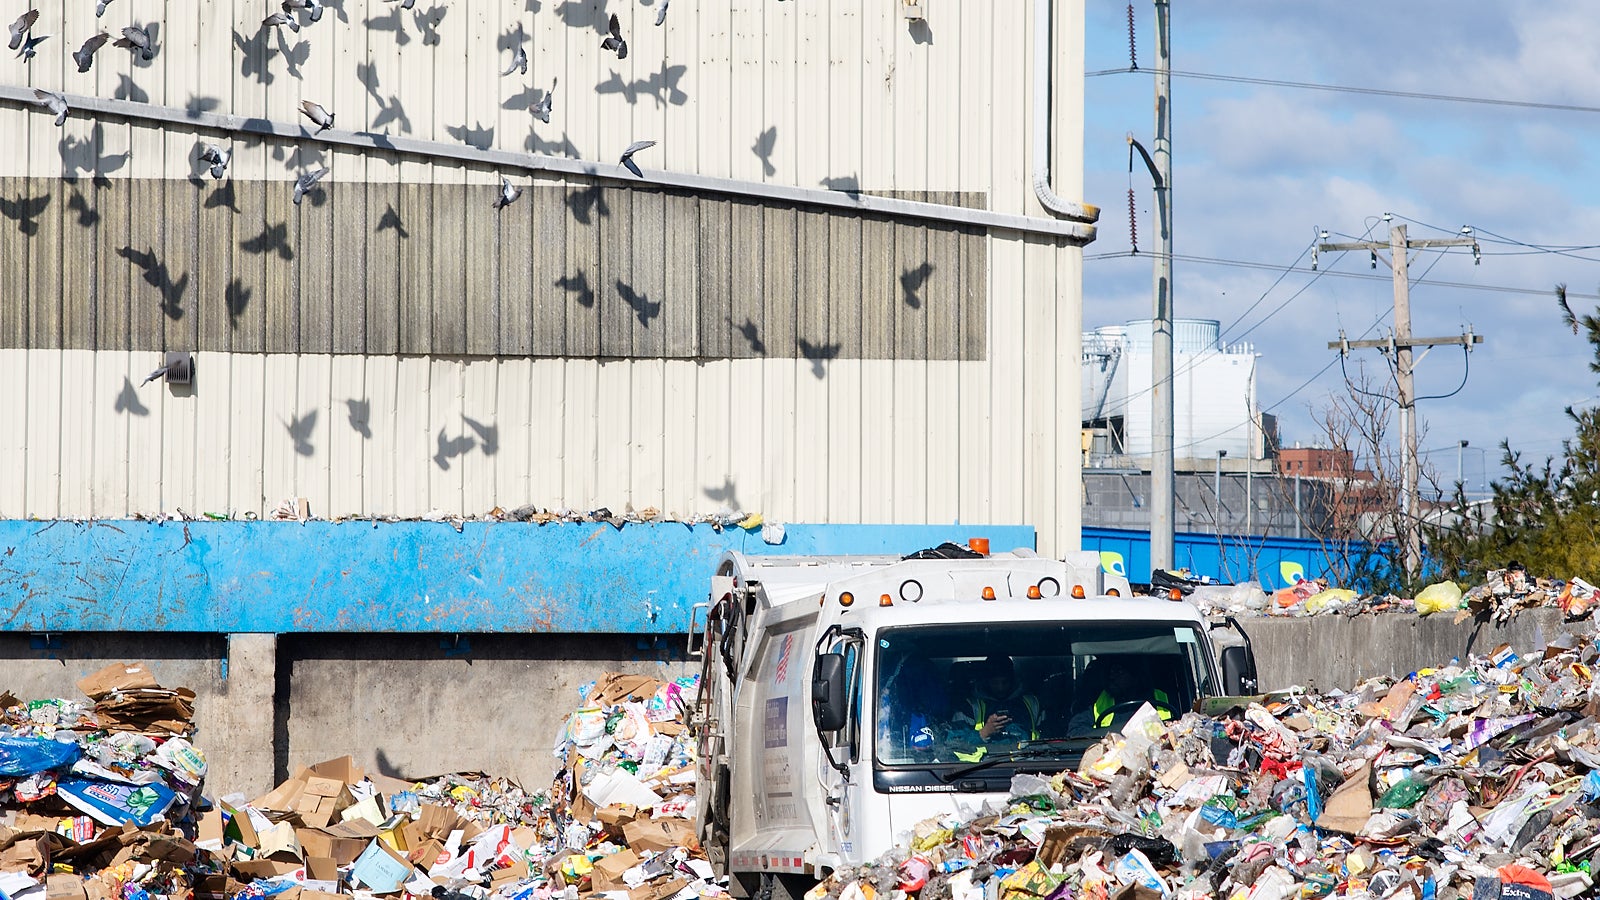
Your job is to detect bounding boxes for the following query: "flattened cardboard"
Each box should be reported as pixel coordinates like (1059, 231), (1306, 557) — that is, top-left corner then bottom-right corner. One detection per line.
(45, 874), (87, 900)
(1315, 761), (1374, 834)
(628, 877), (690, 900)
(588, 673), (664, 707)
(75, 663), (158, 701)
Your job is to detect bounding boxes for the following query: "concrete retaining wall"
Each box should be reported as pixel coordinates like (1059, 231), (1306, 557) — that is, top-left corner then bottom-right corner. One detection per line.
(5, 612), (1585, 799)
(0, 632), (692, 798)
(1242, 608), (1578, 692)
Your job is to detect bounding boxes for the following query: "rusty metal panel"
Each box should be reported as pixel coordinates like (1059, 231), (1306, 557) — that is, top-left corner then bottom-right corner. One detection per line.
(762, 206), (798, 361)
(597, 186), (634, 359)
(728, 199), (764, 359)
(662, 193), (700, 358)
(430, 176), (467, 357)
(696, 198), (732, 359)
(330, 166), (369, 355)
(263, 178), (299, 355)
(628, 188), (666, 359)
(27, 175), (63, 350)
(197, 176), (236, 352)
(562, 184), (600, 358)
(230, 179), (269, 354)
(398, 181), (433, 355)
(364, 177), (402, 356)
(465, 183), (501, 356)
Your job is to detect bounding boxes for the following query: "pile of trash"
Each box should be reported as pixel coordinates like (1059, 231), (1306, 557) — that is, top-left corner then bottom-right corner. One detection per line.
(814, 631), (1600, 900)
(0, 667), (719, 900)
(1180, 563), (1600, 622)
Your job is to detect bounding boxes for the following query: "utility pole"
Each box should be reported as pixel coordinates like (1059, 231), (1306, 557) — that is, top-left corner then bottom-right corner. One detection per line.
(1321, 223), (1482, 579)
(1150, 0), (1175, 574)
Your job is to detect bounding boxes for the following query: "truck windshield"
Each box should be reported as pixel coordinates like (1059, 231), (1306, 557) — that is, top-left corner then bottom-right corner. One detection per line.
(874, 621), (1216, 768)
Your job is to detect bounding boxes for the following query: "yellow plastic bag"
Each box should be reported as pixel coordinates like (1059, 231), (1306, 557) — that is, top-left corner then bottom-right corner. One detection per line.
(1415, 581), (1463, 615)
(1304, 588), (1356, 614)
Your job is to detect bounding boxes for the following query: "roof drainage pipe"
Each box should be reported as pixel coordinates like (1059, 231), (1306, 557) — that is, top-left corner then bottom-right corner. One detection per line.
(1033, 0), (1101, 229)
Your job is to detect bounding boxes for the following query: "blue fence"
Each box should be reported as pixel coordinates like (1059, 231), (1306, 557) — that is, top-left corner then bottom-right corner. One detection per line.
(1081, 527), (1357, 591)
(0, 520), (1034, 634)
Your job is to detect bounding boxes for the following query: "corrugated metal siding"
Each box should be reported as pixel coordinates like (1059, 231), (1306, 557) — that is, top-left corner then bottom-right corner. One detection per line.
(0, 175), (988, 359)
(0, 0), (1089, 555)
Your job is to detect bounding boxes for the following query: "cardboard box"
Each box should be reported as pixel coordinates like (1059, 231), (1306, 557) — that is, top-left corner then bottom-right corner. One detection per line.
(589, 849), (640, 892)
(621, 819), (696, 854)
(256, 823), (302, 862)
(309, 757), (364, 786)
(349, 839), (414, 894)
(221, 803), (260, 850)
(294, 777), (355, 830)
(306, 859), (339, 884)
(407, 840), (444, 868)
(597, 804), (643, 835)
(232, 859), (304, 880)
(490, 859), (530, 888)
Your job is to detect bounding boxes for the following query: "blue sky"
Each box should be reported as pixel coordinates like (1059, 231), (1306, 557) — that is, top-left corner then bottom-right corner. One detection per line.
(1082, 2), (1600, 494)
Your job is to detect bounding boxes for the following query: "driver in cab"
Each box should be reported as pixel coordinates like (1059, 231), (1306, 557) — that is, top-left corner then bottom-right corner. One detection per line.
(1068, 655), (1176, 731)
(948, 655), (1044, 762)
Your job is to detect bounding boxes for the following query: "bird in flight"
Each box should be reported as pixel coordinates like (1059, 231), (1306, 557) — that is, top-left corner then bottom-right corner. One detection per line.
(262, 12), (301, 33)
(532, 78), (555, 123)
(32, 89), (68, 126)
(300, 100), (335, 133)
(494, 175), (523, 209)
(503, 44), (527, 76)
(293, 167), (329, 205)
(73, 32), (109, 71)
(619, 140), (656, 177)
(601, 13), (627, 59)
(7, 9), (38, 52)
(113, 25), (154, 61)
(199, 144), (231, 180)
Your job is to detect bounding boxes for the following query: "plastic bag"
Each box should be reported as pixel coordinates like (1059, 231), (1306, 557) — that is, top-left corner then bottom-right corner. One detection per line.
(1304, 588), (1357, 614)
(1415, 581), (1463, 615)
(0, 735), (81, 776)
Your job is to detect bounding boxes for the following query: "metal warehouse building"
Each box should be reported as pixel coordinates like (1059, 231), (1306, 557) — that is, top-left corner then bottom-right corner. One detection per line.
(0, 0), (1096, 790)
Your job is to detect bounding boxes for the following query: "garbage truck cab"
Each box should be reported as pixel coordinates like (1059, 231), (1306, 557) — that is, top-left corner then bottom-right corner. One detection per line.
(689, 547), (1258, 898)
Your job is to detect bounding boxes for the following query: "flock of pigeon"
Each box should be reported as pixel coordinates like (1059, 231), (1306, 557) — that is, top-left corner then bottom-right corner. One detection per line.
(9, 0), (662, 210)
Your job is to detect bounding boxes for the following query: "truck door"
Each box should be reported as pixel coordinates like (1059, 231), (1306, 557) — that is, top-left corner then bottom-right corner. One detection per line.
(815, 628), (864, 864)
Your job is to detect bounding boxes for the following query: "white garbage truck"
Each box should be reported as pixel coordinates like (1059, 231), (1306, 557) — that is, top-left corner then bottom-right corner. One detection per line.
(688, 543), (1258, 898)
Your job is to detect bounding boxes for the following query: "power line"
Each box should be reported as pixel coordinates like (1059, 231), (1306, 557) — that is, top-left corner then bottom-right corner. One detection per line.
(1087, 250), (1600, 300)
(1085, 66), (1600, 116)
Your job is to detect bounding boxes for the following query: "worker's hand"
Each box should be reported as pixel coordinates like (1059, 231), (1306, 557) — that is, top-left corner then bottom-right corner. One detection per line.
(978, 713), (1012, 740)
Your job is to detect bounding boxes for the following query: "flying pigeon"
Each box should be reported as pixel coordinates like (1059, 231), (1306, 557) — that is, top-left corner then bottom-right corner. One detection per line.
(493, 175), (523, 209)
(7, 9), (37, 51)
(72, 32), (109, 72)
(95, 0), (113, 18)
(16, 30), (47, 60)
(282, 0), (325, 23)
(502, 44), (526, 76)
(262, 12), (301, 32)
(140, 363), (171, 386)
(618, 140), (655, 177)
(293, 167), (329, 205)
(198, 143), (231, 180)
(601, 13), (626, 59)
(32, 89), (68, 127)
(299, 100), (335, 133)
(532, 78), (555, 123)
(655, 0), (669, 26)
(113, 25), (153, 60)
(384, 0), (417, 8)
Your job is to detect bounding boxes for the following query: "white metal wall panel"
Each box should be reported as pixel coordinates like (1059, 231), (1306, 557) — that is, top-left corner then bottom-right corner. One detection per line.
(0, 1), (1092, 555)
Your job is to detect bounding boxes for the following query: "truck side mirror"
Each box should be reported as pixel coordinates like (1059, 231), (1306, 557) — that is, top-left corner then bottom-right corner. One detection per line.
(811, 653), (848, 732)
(1219, 645), (1258, 695)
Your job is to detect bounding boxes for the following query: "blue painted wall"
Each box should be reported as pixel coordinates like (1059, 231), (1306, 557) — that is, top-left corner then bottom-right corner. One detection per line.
(1081, 527), (1360, 591)
(0, 520), (1034, 633)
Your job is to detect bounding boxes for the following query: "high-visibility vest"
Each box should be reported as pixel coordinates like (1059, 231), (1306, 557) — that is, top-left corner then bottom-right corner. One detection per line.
(1094, 688), (1172, 727)
(954, 695), (1043, 763)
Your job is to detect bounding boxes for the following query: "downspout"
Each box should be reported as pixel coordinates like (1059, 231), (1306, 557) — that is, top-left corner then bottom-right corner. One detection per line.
(1033, 0), (1101, 231)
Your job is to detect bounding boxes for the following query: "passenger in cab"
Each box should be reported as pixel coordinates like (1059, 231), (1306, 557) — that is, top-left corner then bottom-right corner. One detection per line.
(1068, 655), (1176, 732)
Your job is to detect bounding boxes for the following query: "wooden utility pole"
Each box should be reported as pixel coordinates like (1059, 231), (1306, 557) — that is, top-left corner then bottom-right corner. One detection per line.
(1320, 223), (1481, 578)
